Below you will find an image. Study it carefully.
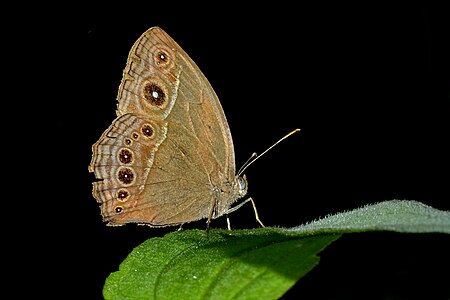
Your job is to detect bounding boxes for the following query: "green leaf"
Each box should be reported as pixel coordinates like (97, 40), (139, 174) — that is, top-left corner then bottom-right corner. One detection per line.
(103, 229), (339, 300)
(287, 199), (450, 234)
(103, 200), (450, 299)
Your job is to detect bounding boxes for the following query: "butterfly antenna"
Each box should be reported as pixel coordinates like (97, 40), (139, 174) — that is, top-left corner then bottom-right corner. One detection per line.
(237, 152), (258, 176)
(237, 128), (301, 177)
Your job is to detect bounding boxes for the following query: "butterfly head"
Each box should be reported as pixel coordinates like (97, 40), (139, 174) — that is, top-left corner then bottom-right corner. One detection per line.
(236, 175), (248, 198)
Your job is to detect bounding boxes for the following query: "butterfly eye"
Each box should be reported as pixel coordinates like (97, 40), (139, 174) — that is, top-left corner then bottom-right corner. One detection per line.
(238, 177), (247, 191)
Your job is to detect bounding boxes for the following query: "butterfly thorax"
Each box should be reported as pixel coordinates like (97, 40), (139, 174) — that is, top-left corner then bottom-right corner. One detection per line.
(211, 174), (248, 219)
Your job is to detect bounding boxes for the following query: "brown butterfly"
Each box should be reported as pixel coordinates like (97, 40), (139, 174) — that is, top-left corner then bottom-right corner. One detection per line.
(89, 27), (298, 229)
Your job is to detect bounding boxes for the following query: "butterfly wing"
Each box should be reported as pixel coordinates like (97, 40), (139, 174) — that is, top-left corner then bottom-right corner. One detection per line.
(89, 27), (238, 226)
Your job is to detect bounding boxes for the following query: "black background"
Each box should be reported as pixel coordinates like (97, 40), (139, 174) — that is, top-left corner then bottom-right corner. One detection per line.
(27, 2), (448, 299)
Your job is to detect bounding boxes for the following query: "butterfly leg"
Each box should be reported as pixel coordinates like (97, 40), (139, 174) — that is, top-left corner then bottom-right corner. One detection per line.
(226, 215), (232, 230)
(206, 198), (218, 232)
(206, 217), (212, 232)
(226, 197), (265, 228)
